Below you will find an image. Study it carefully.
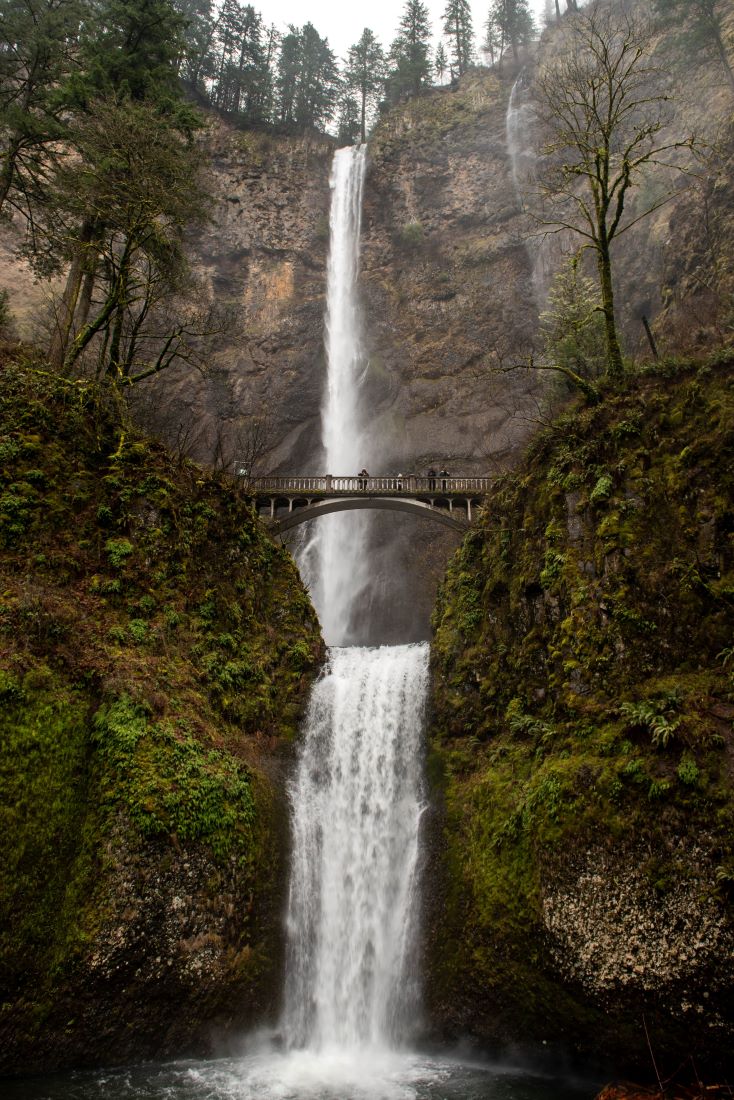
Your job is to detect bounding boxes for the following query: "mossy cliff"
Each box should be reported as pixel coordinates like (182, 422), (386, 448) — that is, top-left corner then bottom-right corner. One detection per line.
(0, 354), (323, 1074)
(427, 357), (734, 1075)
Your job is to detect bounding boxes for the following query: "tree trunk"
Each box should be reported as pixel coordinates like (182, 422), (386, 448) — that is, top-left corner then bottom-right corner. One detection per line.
(49, 219), (97, 370)
(597, 240), (624, 379)
(63, 238), (132, 374)
(75, 267), (97, 335)
(63, 289), (119, 373)
(555, 0), (561, 18)
(0, 135), (22, 213)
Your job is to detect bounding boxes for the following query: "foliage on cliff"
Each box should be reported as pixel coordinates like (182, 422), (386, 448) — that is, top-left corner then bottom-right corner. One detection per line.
(428, 356), (734, 1074)
(0, 349), (323, 1072)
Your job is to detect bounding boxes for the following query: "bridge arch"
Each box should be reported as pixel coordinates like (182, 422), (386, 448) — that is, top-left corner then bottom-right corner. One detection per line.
(270, 496), (468, 534)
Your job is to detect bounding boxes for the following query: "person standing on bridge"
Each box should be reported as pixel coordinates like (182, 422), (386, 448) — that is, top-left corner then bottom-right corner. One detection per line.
(439, 468), (450, 491)
(358, 468), (369, 489)
(427, 467), (437, 491)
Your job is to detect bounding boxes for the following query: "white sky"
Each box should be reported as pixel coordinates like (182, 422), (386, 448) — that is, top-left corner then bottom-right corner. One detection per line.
(255, 1), (550, 63)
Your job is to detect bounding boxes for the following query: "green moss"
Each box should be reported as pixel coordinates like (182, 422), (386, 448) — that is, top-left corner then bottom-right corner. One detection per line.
(0, 679), (92, 987)
(92, 697), (256, 861)
(0, 353), (325, 1060)
(428, 355), (734, 1062)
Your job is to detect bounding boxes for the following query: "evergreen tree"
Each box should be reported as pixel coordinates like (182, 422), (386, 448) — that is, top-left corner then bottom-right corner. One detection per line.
(386, 0), (432, 102)
(435, 41), (449, 83)
(487, 0), (535, 67)
(442, 0), (475, 78)
(174, 0), (218, 95)
(213, 2), (269, 123)
(655, 0), (734, 93)
(335, 91), (361, 146)
(49, 97), (208, 382)
(72, 0), (190, 112)
(540, 253), (607, 395)
(0, 0), (87, 215)
(276, 24), (339, 132)
(344, 28), (386, 142)
(47, 0), (202, 368)
(481, 11), (502, 65)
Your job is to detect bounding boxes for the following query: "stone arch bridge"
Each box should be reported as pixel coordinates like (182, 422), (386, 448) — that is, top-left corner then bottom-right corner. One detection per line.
(241, 474), (493, 534)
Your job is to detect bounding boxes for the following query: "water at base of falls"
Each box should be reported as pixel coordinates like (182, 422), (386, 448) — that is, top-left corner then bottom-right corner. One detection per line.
(4, 1050), (597, 1100)
(9, 647), (598, 1100)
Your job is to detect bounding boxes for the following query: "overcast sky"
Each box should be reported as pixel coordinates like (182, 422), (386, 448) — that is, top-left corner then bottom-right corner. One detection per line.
(256, 1), (551, 63)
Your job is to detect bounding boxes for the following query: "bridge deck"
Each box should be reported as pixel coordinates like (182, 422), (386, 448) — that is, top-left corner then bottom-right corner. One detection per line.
(243, 475), (493, 497)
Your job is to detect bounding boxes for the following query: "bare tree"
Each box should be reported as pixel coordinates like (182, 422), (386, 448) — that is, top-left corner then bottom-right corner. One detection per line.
(229, 408), (276, 481)
(535, 2), (694, 378)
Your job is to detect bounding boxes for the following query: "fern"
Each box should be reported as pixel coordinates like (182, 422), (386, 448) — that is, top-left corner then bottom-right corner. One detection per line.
(620, 701), (680, 748)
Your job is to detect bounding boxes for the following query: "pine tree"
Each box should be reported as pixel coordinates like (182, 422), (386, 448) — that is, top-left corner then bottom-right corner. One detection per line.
(335, 91), (361, 146)
(174, 0), (218, 95)
(487, 0), (535, 67)
(0, 0), (88, 214)
(481, 11), (502, 65)
(344, 28), (386, 142)
(442, 0), (475, 78)
(47, 0), (202, 369)
(540, 253), (607, 392)
(386, 0), (432, 102)
(72, 0), (190, 111)
(276, 24), (339, 133)
(435, 42), (449, 83)
(213, 2), (268, 122)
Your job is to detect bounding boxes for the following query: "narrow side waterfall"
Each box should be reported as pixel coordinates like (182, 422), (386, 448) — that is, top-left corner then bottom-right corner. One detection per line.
(506, 75), (537, 201)
(283, 643), (428, 1052)
(506, 74), (554, 309)
(300, 145), (370, 646)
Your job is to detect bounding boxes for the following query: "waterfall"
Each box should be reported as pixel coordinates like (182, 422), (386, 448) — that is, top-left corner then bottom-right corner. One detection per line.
(285, 145), (428, 1060)
(506, 75), (537, 201)
(300, 145), (370, 646)
(283, 643), (428, 1051)
(506, 74), (555, 309)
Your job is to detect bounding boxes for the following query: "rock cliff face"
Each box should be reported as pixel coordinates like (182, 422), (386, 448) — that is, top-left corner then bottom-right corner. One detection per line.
(0, 356), (323, 1074)
(169, 124), (335, 474)
(427, 357), (734, 1075)
(361, 70), (538, 474)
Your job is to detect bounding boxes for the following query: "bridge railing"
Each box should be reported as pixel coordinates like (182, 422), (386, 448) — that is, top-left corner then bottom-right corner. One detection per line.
(241, 474), (494, 495)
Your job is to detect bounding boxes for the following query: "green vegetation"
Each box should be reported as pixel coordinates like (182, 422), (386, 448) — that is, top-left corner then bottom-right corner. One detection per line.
(0, 352), (323, 1069)
(429, 355), (734, 1069)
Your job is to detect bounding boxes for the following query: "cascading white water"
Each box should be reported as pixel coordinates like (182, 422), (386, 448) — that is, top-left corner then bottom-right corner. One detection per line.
(284, 147), (428, 1064)
(301, 145), (371, 646)
(506, 75), (538, 201)
(506, 75), (555, 308)
(283, 643), (428, 1052)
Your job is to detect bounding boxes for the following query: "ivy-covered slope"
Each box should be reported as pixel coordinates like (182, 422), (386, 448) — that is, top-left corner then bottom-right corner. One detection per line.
(0, 353), (323, 1073)
(427, 357), (734, 1075)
